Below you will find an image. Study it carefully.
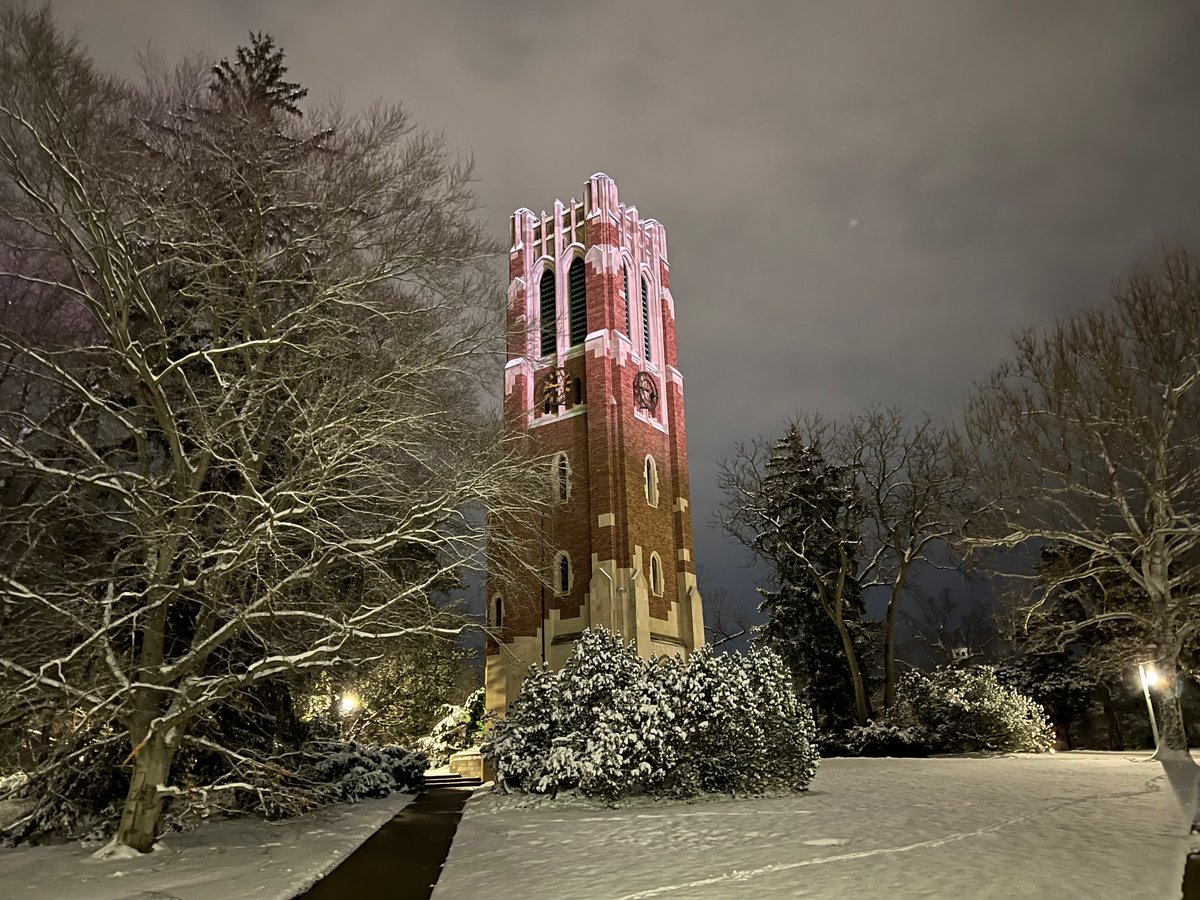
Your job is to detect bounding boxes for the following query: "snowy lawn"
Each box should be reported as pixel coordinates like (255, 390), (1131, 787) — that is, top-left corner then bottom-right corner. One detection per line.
(0, 791), (413, 900)
(435, 753), (1190, 899)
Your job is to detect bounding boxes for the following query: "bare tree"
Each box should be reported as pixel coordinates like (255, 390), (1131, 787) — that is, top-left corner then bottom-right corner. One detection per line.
(960, 248), (1200, 761)
(898, 587), (998, 668)
(721, 408), (966, 724)
(0, 12), (545, 853)
(841, 407), (966, 710)
(697, 564), (754, 649)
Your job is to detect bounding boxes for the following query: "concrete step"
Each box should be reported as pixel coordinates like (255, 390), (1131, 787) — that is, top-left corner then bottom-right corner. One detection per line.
(423, 774), (482, 790)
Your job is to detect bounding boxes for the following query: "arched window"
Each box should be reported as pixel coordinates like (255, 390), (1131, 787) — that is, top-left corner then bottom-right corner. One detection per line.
(623, 266), (632, 336)
(553, 452), (570, 502)
(568, 257), (587, 347)
(573, 375), (583, 406)
(492, 595), (504, 628)
(649, 553), (663, 596)
(645, 455), (659, 507)
(641, 276), (652, 361)
(554, 552), (572, 595)
(539, 267), (556, 357)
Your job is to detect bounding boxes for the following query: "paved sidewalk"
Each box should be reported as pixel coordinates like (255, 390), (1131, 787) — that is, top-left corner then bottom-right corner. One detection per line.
(296, 787), (475, 900)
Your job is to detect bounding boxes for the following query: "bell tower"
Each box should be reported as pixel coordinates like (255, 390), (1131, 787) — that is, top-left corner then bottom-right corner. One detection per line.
(485, 173), (705, 715)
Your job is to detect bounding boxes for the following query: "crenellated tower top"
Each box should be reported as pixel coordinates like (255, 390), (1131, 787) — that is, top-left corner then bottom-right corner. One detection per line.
(511, 173), (668, 265)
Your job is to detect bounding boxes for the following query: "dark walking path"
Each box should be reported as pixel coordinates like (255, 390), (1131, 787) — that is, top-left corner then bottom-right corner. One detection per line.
(295, 779), (479, 900)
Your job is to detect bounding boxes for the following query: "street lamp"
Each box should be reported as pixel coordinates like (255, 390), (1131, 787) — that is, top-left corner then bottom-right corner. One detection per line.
(1139, 663), (1160, 750)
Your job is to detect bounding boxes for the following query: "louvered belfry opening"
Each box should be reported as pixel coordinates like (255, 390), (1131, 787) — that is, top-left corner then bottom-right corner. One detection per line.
(568, 257), (587, 346)
(641, 277), (651, 360)
(539, 268), (556, 356)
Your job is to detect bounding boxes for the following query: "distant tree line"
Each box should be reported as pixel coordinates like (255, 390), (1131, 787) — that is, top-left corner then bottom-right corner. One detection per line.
(719, 248), (1200, 759)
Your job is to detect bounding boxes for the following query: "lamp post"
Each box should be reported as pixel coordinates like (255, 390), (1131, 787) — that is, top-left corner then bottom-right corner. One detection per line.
(1139, 663), (1160, 750)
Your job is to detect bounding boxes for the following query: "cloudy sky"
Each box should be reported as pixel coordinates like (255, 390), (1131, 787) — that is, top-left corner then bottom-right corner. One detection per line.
(50, 0), (1200, 620)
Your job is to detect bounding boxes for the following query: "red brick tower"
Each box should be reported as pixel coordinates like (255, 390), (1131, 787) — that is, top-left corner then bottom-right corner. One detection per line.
(485, 174), (705, 715)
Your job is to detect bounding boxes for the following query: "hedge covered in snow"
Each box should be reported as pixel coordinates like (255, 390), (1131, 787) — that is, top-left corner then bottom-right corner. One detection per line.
(309, 743), (427, 802)
(819, 721), (931, 758)
(893, 665), (1055, 754)
(484, 627), (819, 800)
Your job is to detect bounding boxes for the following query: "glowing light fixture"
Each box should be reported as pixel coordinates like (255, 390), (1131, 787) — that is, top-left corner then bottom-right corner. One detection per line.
(339, 692), (360, 715)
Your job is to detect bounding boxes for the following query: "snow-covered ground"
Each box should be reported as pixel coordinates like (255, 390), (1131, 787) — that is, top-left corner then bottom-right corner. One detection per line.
(0, 791), (412, 900)
(435, 753), (1191, 899)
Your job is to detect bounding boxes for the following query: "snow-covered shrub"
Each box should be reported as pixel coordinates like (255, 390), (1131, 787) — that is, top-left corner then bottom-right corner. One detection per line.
(485, 627), (644, 796)
(309, 742), (427, 802)
(819, 721), (929, 758)
(578, 654), (689, 799)
(894, 665), (1054, 753)
(669, 645), (818, 795)
(417, 688), (487, 766)
(2, 729), (130, 844)
(484, 627), (819, 800)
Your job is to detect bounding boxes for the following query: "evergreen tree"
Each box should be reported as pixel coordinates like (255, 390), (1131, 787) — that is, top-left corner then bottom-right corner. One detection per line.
(758, 580), (873, 730)
(209, 32), (308, 118)
(722, 427), (873, 725)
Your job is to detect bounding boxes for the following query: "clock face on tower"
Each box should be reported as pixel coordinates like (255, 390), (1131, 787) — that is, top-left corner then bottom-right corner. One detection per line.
(541, 367), (570, 407)
(633, 371), (658, 413)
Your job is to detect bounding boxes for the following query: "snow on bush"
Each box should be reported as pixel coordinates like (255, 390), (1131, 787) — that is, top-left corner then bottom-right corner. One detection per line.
(893, 665), (1055, 753)
(484, 627), (819, 800)
(417, 688), (487, 766)
(819, 721), (930, 758)
(309, 743), (427, 802)
(2, 731), (130, 844)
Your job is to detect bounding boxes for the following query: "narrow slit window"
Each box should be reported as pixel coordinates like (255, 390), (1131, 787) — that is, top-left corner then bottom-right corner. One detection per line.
(645, 456), (659, 506)
(493, 595), (504, 628)
(650, 554), (662, 596)
(569, 257), (587, 347)
(558, 554), (571, 594)
(641, 277), (651, 361)
(624, 266), (631, 336)
(573, 376), (583, 406)
(539, 268), (556, 357)
(555, 452), (569, 502)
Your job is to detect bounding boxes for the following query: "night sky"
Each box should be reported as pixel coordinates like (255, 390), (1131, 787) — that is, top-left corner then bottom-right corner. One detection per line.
(50, 0), (1200, 623)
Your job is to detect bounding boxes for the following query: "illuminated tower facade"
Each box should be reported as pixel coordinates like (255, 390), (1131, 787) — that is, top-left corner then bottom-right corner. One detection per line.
(485, 173), (705, 714)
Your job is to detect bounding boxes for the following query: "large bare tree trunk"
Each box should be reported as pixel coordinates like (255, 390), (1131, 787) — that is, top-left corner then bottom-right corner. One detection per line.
(114, 722), (174, 852)
(1151, 659), (1191, 762)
